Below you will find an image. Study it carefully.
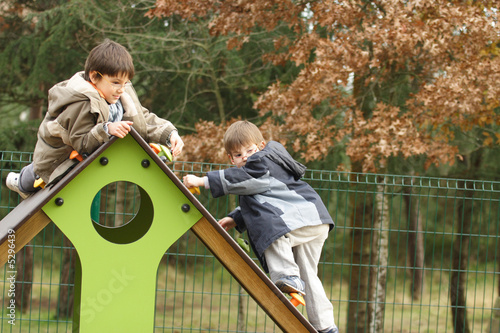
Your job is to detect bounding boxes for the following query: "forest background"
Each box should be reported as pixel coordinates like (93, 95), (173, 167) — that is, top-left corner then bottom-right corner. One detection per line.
(1, 1), (500, 332)
(1, 0), (499, 178)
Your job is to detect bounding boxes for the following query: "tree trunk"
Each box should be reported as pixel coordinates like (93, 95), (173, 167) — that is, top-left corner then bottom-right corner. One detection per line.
(450, 179), (472, 333)
(347, 176), (375, 333)
(211, 70), (226, 123)
(237, 284), (246, 332)
(368, 177), (389, 333)
(56, 237), (76, 318)
(14, 244), (33, 313)
(403, 179), (424, 301)
(29, 96), (44, 120)
(114, 181), (127, 227)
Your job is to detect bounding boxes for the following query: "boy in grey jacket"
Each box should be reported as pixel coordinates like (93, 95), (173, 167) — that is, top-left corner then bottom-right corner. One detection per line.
(183, 120), (338, 333)
(7, 39), (183, 198)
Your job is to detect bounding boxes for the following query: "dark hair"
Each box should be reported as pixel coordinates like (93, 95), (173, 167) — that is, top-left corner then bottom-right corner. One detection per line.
(223, 121), (265, 155)
(84, 39), (134, 81)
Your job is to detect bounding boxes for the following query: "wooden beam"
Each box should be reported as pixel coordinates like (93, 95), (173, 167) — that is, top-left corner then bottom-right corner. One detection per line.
(0, 209), (51, 266)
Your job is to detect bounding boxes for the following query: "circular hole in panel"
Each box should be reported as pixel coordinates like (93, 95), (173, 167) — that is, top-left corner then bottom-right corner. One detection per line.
(91, 181), (141, 227)
(91, 181), (153, 244)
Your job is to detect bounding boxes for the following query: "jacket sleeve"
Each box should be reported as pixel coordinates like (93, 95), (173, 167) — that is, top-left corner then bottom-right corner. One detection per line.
(206, 157), (271, 198)
(48, 100), (110, 155)
(228, 207), (246, 233)
(141, 105), (177, 146)
(123, 85), (177, 145)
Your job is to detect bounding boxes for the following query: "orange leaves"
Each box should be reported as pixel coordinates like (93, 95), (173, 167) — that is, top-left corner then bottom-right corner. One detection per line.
(342, 104), (432, 172)
(180, 120), (229, 164)
(145, 0), (215, 20)
(482, 132), (500, 147)
(226, 36), (250, 51)
(148, 0), (305, 38)
(148, 0), (500, 172)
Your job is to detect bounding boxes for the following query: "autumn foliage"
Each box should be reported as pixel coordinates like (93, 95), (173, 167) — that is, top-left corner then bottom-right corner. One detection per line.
(148, 1), (500, 172)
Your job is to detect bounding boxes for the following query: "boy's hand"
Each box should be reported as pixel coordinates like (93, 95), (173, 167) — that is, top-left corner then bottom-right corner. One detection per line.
(169, 131), (184, 157)
(218, 217), (236, 231)
(183, 175), (204, 188)
(108, 121), (133, 138)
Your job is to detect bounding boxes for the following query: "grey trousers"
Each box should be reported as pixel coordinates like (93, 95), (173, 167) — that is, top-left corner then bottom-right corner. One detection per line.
(263, 224), (335, 331)
(18, 163), (39, 193)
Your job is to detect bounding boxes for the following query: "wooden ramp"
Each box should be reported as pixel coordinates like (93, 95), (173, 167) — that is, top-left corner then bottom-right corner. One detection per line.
(0, 128), (316, 333)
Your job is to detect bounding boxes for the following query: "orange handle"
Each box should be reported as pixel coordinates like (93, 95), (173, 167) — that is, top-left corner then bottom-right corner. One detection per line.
(149, 143), (172, 162)
(149, 143), (161, 154)
(70, 150), (83, 162)
(33, 178), (46, 189)
(290, 293), (305, 307)
(189, 187), (201, 195)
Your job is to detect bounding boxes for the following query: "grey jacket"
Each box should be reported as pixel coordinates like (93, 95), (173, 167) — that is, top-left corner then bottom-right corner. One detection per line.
(33, 72), (176, 184)
(206, 141), (334, 271)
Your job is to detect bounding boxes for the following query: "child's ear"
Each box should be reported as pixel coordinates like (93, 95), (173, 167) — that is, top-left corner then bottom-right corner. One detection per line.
(228, 154), (236, 165)
(89, 71), (98, 84)
(259, 141), (266, 150)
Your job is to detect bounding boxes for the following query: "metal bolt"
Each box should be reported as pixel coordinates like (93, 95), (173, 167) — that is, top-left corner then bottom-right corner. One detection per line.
(55, 197), (64, 206)
(141, 159), (150, 168)
(100, 157), (108, 165)
(181, 204), (190, 213)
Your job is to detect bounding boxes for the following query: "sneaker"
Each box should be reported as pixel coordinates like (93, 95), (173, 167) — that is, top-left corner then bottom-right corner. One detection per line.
(319, 326), (339, 333)
(275, 275), (306, 295)
(6, 172), (29, 199)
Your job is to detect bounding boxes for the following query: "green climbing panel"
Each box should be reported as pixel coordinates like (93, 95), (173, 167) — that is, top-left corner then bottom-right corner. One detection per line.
(42, 134), (202, 332)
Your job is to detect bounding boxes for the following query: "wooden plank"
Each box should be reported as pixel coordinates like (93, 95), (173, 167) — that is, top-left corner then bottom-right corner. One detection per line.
(0, 187), (60, 267)
(191, 216), (317, 333)
(0, 210), (51, 266)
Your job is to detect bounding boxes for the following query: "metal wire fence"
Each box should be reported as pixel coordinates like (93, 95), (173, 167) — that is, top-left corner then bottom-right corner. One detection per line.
(1, 150), (499, 332)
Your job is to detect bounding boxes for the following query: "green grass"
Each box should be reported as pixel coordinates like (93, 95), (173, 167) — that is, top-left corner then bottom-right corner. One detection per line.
(0, 262), (71, 333)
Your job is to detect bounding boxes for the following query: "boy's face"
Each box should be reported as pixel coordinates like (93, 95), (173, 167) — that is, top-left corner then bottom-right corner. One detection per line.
(90, 71), (131, 104)
(229, 141), (266, 168)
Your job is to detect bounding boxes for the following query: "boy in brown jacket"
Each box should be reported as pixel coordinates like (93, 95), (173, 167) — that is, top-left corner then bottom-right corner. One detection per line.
(6, 39), (183, 198)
